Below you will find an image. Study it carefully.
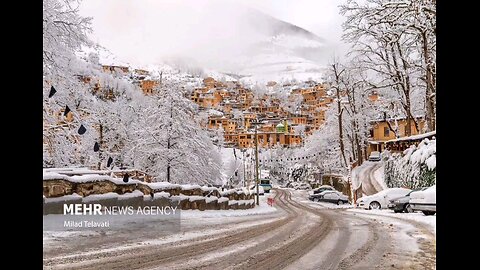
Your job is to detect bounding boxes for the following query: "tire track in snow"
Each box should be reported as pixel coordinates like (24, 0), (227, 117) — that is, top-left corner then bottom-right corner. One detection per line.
(347, 210), (436, 269)
(225, 189), (334, 270)
(44, 190), (296, 270)
(336, 217), (381, 269)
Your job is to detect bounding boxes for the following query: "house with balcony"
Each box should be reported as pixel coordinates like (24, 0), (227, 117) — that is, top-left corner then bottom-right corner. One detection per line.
(367, 116), (427, 156)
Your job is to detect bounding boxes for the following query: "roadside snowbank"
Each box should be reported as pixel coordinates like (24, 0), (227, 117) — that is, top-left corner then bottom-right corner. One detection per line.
(351, 161), (385, 191)
(348, 208), (436, 234)
(180, 194), (276, 219)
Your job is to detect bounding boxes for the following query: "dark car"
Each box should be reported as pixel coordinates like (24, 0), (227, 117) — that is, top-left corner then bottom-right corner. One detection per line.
(387, 188), (427, 213)
(310, 191), (349, 205)
(308, 193), (322, 201)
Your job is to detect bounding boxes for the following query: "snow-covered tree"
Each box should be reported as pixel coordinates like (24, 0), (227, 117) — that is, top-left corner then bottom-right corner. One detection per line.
(283, 93), (303, 115)
(43, 0), (97, 167)
(303, 104), (347, 174)
(340, 0), (436, 133)
(384, 138), (436, 188)
(332, 60), (380, 166)
(129, 82), (222, 184)
(43, 0), (91, 76)
(43, 0), (223, 186)
(43, 0), (141, 168)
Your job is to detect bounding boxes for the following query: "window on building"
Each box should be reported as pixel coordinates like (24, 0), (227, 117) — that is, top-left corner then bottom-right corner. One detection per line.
(383, 126), (390, 137)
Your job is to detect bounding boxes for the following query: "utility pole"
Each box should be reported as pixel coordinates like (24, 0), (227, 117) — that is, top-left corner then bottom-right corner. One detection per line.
(243, 149), (246, 187)
(98, 123), (103, 170)
(247, 149), (252, 190)
(255, 126), (260, 205)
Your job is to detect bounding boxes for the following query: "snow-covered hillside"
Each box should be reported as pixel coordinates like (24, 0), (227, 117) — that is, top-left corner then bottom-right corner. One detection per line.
(231, 32), (327, 86)
(80, 1), (328, 87)
(214, 11), (329, 86)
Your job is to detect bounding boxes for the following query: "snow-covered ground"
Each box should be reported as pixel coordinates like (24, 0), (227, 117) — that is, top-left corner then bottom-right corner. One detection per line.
(44, 189), (436, 269)
(303, 200), (354, 210)
(180, 193), (277, 219)
(237, 53), (326, 86)
(289, 189), (435, 235)
(348, 208), (436, 234)
(43, 192), (277, 246)
(291, 189), (354, 209)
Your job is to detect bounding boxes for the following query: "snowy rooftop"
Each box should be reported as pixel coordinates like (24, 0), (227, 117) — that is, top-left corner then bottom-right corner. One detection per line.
(370, 115), (425, 123)
(386, 131), (436, 143)
(207, 109), (224, 116)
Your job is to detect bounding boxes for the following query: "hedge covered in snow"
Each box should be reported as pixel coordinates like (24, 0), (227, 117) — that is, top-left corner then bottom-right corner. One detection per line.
(384, 138), (436, 189)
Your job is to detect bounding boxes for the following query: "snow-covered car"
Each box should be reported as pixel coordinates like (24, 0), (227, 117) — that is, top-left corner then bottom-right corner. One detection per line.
(312, 185), (335, 194)
(297, 182), (311, 190)
(308, 189), (335, 201)
(409, 185), (436, 215)
(368, 151), (381, 161)
(356, 188), (412, 210)
(387, 188), (427, 213)
(311, 190), (349, 205)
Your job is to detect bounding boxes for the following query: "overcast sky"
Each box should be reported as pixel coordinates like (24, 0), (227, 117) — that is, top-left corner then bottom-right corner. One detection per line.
(79, 0), (347, 67)
(239, 0), (345, 41)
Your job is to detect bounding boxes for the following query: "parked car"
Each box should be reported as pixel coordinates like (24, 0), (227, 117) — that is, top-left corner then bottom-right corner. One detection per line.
(297, 182), (312, 190)
(308, 193), (322, 201)
(368, 151), (381, 162)
(356, 188), (412, 210)
(409, 185), (436, 215)
(316, 190), (350, 205)
(308, 190), (334, 201)
(312, 185), (335, 194)
(387, 188), (427, 213)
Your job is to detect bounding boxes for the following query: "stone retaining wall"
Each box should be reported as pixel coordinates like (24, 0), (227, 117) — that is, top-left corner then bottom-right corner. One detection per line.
(43, 175), (257, 215)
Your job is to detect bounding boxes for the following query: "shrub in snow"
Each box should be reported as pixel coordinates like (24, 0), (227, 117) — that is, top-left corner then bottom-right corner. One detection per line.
(384, 138), (436, 189)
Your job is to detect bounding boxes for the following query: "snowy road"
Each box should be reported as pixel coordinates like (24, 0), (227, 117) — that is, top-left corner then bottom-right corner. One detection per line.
(352, 161), (387, 196)
(43, 189), (435, 269)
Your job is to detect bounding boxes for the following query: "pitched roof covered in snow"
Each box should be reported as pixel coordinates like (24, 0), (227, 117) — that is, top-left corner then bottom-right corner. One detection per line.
(386, 130), (436, 143)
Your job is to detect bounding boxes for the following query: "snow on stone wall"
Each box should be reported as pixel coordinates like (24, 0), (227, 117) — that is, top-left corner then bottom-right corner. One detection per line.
(43, 172), (257, 212)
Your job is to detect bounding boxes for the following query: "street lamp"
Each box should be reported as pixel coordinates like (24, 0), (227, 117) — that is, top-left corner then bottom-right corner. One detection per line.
(241, 148), (247, 187)
(251, 121), (262, 206)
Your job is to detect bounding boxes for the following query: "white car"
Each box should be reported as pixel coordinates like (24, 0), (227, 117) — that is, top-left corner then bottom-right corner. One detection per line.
(368, 151), (381, 161)
(409, 185), (436, 215)
(297, 182), (312, 190)
(356, 188), (412, 210)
